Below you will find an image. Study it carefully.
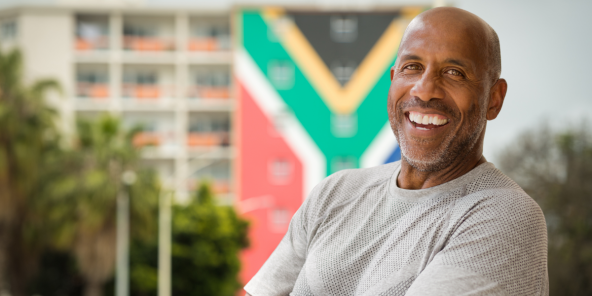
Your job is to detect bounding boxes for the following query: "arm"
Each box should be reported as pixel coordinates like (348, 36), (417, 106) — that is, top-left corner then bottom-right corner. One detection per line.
(406, 191), (548, 296)
(243, 187), (318, 296)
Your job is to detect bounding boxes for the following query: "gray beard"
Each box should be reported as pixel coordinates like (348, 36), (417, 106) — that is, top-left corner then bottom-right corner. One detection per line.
(390, 102), (487, 173)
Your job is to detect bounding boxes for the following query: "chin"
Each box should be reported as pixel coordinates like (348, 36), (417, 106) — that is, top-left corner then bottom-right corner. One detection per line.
(400, 148), (453, 172)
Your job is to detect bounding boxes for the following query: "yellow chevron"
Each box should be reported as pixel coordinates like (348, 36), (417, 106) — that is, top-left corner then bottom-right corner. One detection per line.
(263, 8), (417, 114)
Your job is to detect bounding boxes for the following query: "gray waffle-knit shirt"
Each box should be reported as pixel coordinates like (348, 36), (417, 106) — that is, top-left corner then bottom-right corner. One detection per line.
(244, 161), (548, 296)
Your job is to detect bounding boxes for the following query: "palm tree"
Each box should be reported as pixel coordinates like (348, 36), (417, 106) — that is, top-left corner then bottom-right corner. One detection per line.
(65, 114), (159, 296)
(0, 48), (61, 295)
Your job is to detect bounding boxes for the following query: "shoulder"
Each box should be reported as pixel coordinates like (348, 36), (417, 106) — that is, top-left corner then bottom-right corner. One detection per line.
(449, 165), (547, 248)
(458, 164), (545, 227)
(440, 166), (548, 295)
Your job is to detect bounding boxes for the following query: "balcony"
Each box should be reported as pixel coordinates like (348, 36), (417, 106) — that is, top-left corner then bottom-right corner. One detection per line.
(187, 86), (230, 100)
(123, 37), (174, 52)
(76, 65), (110, 110)
(76, 15), (109, 51)
(132, 130), (177, 156)
(189, 66), (230, 100)
(188, 37), (229, 52)
(122, 84), (174, 100)
(186, 132), (230, 147)
(77, 83), (109, 99)
(133, 132), (162, 147)
(125, 113), (176, 156)
(123, 16), (175, 52)
(122, 66), (175, 107)
(189, 18), (230, 52)
(188, 113), (230, 148)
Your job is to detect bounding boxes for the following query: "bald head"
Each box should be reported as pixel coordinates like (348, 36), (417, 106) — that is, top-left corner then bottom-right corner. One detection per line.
(401, 7), (501, 82)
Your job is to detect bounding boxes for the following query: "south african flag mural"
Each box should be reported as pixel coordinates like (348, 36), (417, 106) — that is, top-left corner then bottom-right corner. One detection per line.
(235, 7), (424, 284)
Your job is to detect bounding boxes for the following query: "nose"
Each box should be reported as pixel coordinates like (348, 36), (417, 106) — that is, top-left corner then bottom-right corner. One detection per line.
(409, 70), (445, 102)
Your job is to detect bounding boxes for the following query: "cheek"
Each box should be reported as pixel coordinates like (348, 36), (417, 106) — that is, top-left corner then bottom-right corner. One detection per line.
(388, 79), (410, 108)
(447, 87), (482, 119)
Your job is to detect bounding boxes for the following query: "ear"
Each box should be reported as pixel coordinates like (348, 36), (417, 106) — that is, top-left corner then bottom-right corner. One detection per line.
(486, 78), (507, 120)
(390, 66), (395, 81)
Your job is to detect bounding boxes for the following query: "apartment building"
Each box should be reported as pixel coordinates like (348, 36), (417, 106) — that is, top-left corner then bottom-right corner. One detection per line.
(0, 2), (415, 288)
(0, 4), (235, 203)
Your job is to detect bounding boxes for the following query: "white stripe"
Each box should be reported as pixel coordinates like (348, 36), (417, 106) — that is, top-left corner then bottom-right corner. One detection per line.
(360, 122), (398, 168)
(235, 49), (326, 200)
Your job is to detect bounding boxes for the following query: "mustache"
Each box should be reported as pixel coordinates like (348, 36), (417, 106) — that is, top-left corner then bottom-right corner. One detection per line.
(397, 96), (460, 120)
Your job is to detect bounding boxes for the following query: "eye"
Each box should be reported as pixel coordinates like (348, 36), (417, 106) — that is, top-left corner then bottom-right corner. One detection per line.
(403, 64), (422, 71)
(446, 69), (464, 77)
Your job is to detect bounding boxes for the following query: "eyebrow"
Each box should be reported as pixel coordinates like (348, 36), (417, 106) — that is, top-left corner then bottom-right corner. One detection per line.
(444, 58), (469, 68)
(398, 54), (422, 62)
(398, 54), (474, 70)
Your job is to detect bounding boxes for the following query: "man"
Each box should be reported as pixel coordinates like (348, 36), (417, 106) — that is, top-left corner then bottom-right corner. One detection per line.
(245, 7), (548, 296)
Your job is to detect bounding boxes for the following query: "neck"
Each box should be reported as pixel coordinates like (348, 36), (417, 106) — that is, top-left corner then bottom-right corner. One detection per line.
(397, 145), (486, 190)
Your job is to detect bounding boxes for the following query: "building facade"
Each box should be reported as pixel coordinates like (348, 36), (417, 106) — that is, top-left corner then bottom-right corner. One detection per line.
(0, 0), (419, 290)
(0, 4), (234, 203)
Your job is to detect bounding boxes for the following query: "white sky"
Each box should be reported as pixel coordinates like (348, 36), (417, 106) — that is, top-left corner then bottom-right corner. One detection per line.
(1, 0), (591, 162)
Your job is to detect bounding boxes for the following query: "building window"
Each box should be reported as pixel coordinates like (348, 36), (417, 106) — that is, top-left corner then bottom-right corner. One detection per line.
(331, 61), (356, 86)
(123, 24), (156, 38)
(269, 208), (290, 232)
(269, 158), (293, 184)
(268, 60), (294, 90)
(190, 21), (230, 51)
(122, 70), (160, 99)
(331, 113), (357, 138)
(0, 20), (17, 41)
(330, 15), (357, 43)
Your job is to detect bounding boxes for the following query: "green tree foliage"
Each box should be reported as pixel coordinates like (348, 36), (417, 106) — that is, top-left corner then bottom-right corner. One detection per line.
(55, 115), (159, 296)
(498, 124), (592, 296)
(129, 182), (249, 296)
(27, 167), (160, 296)
(0, 45), (248, 296)
(0, 47), (62, 296)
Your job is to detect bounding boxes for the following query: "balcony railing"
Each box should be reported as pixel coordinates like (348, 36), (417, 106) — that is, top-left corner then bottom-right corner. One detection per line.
(133, 131), (175, 148)
(188, 37), (229, 51)
(187, 86), (230, 99)
(187, 132), (229, 147)
(76, 37), (109, 51)
(77, 83), (109, 99)
(122, 84), (175, 100)
(133, 132), (161, 147)
(123, 36), (175, 51)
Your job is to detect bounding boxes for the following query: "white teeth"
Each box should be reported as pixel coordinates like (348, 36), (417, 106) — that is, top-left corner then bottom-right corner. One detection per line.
(409, 113), (449, 126)
(422, 115), (429, 125)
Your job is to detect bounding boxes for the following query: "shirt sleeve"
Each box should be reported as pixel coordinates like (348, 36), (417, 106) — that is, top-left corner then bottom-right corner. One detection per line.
(406, 190), (549, 296)
(405, 264), (507, 296)
(244, 186), (319, 296)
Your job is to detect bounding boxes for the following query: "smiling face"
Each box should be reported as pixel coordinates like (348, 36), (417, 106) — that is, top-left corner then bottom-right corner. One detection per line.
(388, 9), (496, 172)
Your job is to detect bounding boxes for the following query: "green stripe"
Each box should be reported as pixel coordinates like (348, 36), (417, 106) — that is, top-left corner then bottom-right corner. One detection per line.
(242, 11), (396, 175)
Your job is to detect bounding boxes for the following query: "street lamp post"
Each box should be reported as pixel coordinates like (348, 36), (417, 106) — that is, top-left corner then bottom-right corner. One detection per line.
(158, 188), (172, 296)
(116, 170), (136, 296)
(157, 153), (222, 296)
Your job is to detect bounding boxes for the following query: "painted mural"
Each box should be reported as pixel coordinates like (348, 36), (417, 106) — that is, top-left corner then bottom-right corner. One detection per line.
(234, 7), (423, 286)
